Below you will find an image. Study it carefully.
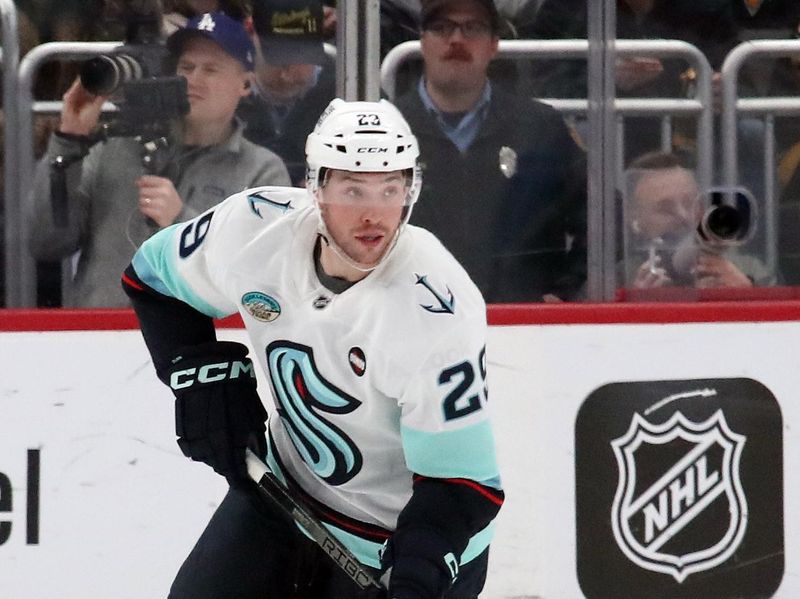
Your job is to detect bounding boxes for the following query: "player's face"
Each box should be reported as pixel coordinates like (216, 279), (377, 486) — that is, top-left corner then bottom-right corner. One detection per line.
(176, 38), (251, 127)
(318, 169), (408, 269)
(420, 1), (499, 96)
(633, 168), (701, 242)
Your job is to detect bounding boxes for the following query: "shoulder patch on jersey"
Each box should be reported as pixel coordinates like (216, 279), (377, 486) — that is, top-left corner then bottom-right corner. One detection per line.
(247, 191), (293, 219)
(415, 273), (455, 315)
(242, 291), (281, 322)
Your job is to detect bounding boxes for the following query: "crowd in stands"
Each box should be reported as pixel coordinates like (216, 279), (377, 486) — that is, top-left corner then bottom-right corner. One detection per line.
(4, 0), (800, 308)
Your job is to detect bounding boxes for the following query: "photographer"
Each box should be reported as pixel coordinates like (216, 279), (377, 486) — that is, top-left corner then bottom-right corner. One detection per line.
(27, 12), (290, 308)
(623, 152), (773, 290)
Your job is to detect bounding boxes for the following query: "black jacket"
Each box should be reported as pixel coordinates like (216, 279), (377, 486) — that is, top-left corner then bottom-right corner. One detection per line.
(395, 84), (587, 302)
(237, 62), (336, 186)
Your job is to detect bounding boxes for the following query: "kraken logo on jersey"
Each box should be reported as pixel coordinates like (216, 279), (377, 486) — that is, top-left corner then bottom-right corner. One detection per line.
(267, 341), (363, 485)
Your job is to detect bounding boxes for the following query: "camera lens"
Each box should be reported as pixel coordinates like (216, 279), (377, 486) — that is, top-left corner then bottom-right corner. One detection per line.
(704, 204), (741, 241)
(79, 53), (143, 95)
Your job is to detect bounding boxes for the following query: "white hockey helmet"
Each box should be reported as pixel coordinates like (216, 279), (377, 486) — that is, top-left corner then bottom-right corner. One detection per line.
(305, 98), (422, 272)
(306, 98), (422, 208)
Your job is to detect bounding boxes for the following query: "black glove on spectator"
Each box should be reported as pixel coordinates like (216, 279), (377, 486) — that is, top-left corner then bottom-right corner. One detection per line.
(163, 341), (267, 481)
(380, 528), (458, 599)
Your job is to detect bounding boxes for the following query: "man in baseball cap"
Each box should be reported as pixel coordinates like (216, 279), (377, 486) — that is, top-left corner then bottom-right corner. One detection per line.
(167, 10), (255, 71)
(252, 0), (327, 66)
(238, 0), (335, 185)
(28, 11), (290, 308)
(419, 0), (500, 34)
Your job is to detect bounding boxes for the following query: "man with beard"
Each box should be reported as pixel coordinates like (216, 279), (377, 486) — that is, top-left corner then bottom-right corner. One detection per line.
(393, 0), (588, 303)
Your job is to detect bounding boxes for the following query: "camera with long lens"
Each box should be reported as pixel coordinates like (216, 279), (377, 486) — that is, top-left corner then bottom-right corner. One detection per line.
(669, 187), (756, 277)
(78, 2), (189, 138)
(50, 2), (190, 227)
(696, 188), (754, 247)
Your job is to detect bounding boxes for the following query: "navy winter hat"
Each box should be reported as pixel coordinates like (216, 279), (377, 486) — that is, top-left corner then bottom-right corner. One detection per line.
(168, 12), (255, 71)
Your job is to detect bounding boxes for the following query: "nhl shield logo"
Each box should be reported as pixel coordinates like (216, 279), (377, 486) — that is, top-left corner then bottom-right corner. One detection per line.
(610, 409), (747, 583)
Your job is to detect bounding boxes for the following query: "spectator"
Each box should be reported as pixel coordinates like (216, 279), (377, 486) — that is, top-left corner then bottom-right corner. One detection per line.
(27, 12), (290, 308)
(237, 0), (336, 186)
(733, 0), (800, 94)
(380, 0), (543, 97)
(623, 151), (772, 290)
(393, 0), (587, 302)
(163, 0), (250, 35)
(525, 0), (675, 100)
(525, 0), (743, 163)
(528, 0), (773, 210)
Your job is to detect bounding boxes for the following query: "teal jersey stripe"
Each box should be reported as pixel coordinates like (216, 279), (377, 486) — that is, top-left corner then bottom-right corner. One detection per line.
(401, 420), (500, 481)
(132, 226), (229, 319)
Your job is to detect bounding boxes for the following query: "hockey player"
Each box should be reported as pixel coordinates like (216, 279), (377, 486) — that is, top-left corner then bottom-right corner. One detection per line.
(122, 98), (504, 598)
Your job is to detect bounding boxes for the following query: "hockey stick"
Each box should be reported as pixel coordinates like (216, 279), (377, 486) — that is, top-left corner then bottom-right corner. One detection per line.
(244, 448), (384, 591)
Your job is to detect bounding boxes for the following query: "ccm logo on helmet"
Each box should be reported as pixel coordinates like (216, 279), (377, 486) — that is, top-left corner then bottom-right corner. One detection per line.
(357, 146), (388, 153)
(170, 360), (255, 390)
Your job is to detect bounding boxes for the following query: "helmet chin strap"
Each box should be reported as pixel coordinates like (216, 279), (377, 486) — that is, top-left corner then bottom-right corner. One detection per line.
(313, 174), (415, 275)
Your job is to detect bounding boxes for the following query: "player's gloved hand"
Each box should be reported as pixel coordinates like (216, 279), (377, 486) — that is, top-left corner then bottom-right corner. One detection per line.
(380, 528), (458, 599)
(163, 341), (267, 482)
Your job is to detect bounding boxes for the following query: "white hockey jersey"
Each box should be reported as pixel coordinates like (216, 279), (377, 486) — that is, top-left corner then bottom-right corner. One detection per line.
(130, 186), (501, 567)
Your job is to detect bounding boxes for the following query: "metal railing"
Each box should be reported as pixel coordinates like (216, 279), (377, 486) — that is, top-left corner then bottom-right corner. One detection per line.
(1, 0), (20, 307)
(6, 39), (339, 308)
(4, 33), (800, 305)
(381, 38), (715, 191)
(721, 40), (800, 275)
(381, 38), (716, 300)
(13, 41), (122, 307)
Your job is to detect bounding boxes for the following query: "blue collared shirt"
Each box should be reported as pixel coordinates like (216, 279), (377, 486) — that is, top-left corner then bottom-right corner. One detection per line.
(417, 77), (492, 154)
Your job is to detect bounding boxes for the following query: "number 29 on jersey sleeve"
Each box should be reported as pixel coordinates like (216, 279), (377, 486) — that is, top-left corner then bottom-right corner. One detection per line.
(440, 346), (488, 422)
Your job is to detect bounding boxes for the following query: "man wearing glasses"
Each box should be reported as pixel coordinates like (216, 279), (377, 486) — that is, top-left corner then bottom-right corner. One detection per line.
(394, 0), (588, 304)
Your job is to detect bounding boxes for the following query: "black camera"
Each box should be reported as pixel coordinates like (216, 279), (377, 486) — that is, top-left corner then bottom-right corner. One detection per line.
(696, 188), (755, 247)
(669, 187), (756, 277)
(78, 2), (188, 137)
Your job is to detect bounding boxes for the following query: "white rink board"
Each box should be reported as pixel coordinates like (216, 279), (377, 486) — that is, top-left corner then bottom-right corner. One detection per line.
(0, 322), (798, 598)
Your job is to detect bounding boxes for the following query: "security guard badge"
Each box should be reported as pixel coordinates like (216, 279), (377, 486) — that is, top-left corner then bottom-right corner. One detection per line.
(498, 146), (517, 179)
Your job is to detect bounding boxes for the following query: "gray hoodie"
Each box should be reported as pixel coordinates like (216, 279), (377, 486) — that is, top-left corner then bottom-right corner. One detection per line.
(28, 120), (290, 307)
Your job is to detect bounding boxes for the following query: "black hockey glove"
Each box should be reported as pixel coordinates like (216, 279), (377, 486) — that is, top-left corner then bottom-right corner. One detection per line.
(163, 341), (267, 482)
(380, 528), (459, 599)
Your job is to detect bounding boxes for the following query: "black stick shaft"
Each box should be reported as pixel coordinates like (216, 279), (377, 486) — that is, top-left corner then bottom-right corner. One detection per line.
(245, 449), (383, 590)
